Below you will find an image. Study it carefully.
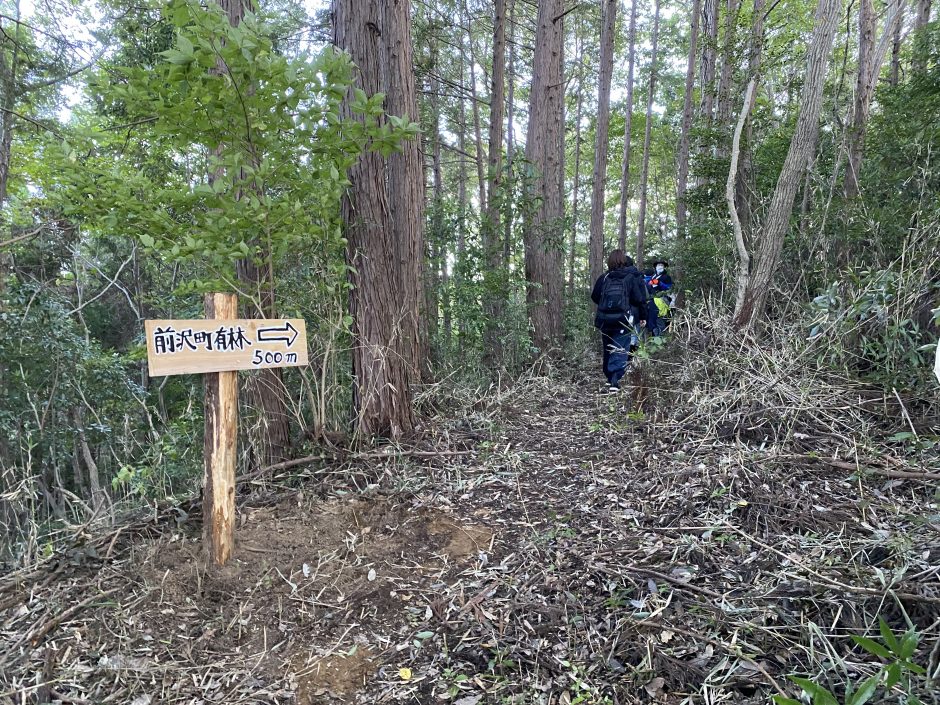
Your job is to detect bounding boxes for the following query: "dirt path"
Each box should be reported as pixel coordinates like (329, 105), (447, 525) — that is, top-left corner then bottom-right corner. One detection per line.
(1, 363), (938, 705)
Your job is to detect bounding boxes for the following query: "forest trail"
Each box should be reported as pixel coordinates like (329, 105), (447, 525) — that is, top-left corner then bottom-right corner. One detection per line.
(1, 359), (939, 705)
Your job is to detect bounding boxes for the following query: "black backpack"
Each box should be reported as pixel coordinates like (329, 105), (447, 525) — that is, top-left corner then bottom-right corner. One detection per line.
(597, 273), (633, 323)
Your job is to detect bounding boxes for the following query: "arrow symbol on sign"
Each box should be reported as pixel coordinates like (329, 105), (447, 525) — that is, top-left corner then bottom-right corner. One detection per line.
(257, 321), (299, 346)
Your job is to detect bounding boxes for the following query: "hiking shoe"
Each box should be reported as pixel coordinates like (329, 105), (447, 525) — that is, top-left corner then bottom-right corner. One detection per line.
(608, 385), (620, 394)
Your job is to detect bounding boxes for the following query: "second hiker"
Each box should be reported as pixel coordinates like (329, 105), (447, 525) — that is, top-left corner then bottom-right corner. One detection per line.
(590, 249), (648, 392)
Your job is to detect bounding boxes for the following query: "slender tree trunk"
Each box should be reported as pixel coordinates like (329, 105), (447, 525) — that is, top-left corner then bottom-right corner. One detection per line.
(845, 0), (904, 198)
(889, 0), (904, 86)
(213, 0), (291, 466)
(568, 35), (585, 297)
(588, 0), (619, 287)
(736, 0), (766, 239)
(716, 0), (742, 137)
(733, 0), (841, 328)
(913, 0), (933, 76)
(558, 29), (566, 249)
(523, 0), (565, 354)
(728, 79), (756, 317)
(700, 0), (720, 126)
(676, 0), (703, 238)
(635, 0), (662, 268)
(427, 69), (443, 357)
(482, 0), (507, 368)
(457, 51), (468, 349)
(0, 0), (21, 211)
(334, 0), (421, 438)
(844, 0), (875, 198)
(465, 1), (488, 214)
(617, 0), (639, 251)
(504, 0), (517, 273)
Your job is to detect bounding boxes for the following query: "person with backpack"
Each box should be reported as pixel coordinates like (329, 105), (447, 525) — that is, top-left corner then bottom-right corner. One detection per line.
(590, 249), (648, 392)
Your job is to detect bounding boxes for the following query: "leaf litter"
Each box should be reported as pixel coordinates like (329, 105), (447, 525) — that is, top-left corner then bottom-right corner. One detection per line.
(1, 333), (938, 704)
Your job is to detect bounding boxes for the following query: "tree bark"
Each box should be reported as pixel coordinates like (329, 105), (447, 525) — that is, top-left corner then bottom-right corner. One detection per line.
(676, 0), (703, 238)
(588, 0), (619, 287)
(427, 67), (443, 356)
(727, 79), (756, 317)
(211, 0), (291, 467)
(635, 0), (662, 268)
(889, 0), (904, 87)
(385, 0), (426, 377)
(457, 51), (469, 348)
(568, 34), (585, 297)
(699, 0), (721, 125)
(912, 0), (932, 72)
(617, 0), (639, 251)
(716, 0), (743, 135)
(482, 0), (507, 368)
(0, 0), (22, 212)
(464, 1), (488, 214)
(733, 0), (841, 328)
(503, 0), (517, 275)
(334, 0), (421, 438)
(523, 0), (565, 354)
(845, 0), (904, 198)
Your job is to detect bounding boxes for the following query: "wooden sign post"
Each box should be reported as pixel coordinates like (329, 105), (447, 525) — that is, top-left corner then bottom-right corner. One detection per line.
(145, 296), (308, 566)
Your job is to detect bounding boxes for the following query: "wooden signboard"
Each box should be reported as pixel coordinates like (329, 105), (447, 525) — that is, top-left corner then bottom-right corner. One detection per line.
(145, 318), (308, 376)
(145, 298), (309, 567)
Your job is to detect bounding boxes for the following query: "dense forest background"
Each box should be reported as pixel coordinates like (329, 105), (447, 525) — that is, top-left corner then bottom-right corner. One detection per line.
(0, 0), (938, 566)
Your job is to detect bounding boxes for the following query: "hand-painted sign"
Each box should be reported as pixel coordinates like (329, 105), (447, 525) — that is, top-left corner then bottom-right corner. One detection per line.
(145, 318), (308, 376)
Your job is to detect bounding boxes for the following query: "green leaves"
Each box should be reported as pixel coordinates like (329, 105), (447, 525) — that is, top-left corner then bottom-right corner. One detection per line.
(51, 0), (414, 287)
(789, 677), (839, 705)
(844, 675), (879, 705)
(777, 620), (927, 705)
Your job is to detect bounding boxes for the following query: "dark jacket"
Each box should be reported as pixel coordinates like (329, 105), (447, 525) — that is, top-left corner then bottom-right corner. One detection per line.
(644, 268), (673, 293)
(591, 266), (648, 329)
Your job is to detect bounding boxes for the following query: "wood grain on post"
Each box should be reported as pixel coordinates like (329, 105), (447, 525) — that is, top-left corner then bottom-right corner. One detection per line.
(203, 292), (238, 566)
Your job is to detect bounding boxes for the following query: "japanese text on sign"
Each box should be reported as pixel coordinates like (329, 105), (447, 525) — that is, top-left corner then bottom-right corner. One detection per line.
(144, 319), (307, 376)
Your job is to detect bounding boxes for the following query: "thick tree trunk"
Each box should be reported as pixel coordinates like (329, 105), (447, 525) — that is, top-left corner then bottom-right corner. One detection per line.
(334, 0), (421, 438)
(676, 0), (703, 238)
(482, 0), (507, 368)
(617, 0), (639, 251)
(915, 0), (933, 27)
(523, 0), (565, 354)
(733, 0), (841, 328)
(385, 0), (426, 376)
(588, 0), (619, 287)
(635, 0), (662, 268)
(912, 0), (932, 72)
